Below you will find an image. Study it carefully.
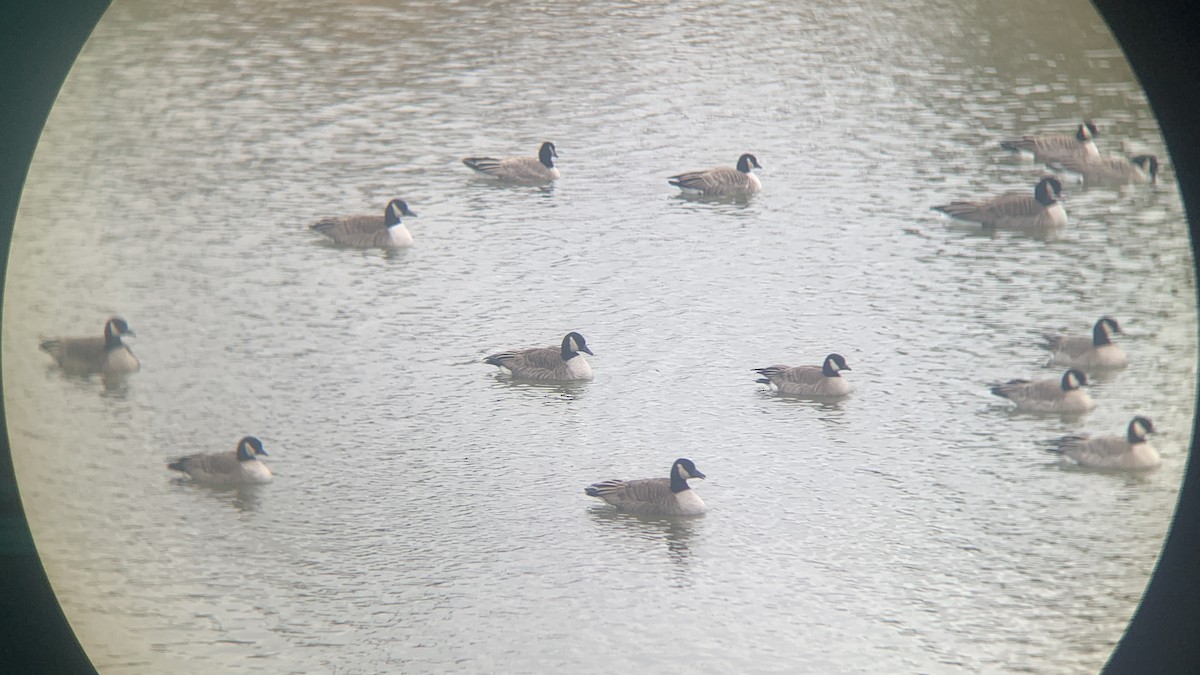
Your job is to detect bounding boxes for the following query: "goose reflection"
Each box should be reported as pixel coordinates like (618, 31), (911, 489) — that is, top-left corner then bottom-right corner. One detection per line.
(168, 480), (267, 514)
(587, 508), (700, 580)
(943, 220), (1067, 242)
(672, 192), (760, 214)
(487, 376), (589, 402)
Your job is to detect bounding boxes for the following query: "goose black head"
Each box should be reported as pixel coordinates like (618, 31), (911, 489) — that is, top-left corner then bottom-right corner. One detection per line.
(103, 317), (135, 349)
(1034, 175), (1064, 206)
(675, 457), (705, 479)
(822, 353), (851, 377)
(539, 142), (558, 167)
(1061, 369), (1088, 391)
(561, 331), (593, 360)
(385, 199), (417, 226)
(736, 153), (762, 173)
(1128, 416), (1155, 443)
(1076, 121), (1098, 142)
(236, 436), (268, 461)
(1094, 316), (1121, 345)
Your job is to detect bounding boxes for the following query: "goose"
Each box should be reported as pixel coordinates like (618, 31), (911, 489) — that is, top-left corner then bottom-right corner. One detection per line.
(989, 368), (1094, 413)
(585, 458), (706, 516)
(462, 141), (559, 183)
(1047, 153), (1159, 186)
(1000, 120), (1100, 163)
(1050, 416), (1159, 470)
(484, 331), (594, 382)
(669, 153), (762, 197)
(309, 198), (416, 249)
(1043, 316), (1128, 370)
(754, 353), (852, 396)
(39, 316), (139, 376)
(167, 436), (272, 485)
(932, 175), (1067, 229)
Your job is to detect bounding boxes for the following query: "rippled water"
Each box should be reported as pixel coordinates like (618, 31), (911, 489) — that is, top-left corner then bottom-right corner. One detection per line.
(4, 0), (1194, 672)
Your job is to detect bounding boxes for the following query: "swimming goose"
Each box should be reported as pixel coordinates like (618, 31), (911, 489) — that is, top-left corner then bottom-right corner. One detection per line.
(754, 353), (852, 396)
(1050, 416), (1159, 470)
(1047, 154), (1159, 186)
(669, 153), (762, 197)
(585, 458), (706, 516)
(932, 175), (1067, 229)
(484, 331), (594, 382)
(167, 436), (272, 485)
(309, 198), (416, 249)
(462, 141), (559, 183)
(39, 316), (140, 376)
(989, 368), (1094, 413)
(1043, 316), (1128, 370)
(1000, 120), (1100, 163)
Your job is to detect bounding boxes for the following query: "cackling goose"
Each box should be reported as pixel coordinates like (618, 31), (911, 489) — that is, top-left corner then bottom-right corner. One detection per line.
(1047, 153), (1159, 186)
(484, 331), (594, 382)
(669, 153), (762, 197)
(39, 316), (139, 376)
(1000, 120), (1100, 163)
(1050, 416), (1159, 470)
(167, 436), (273, 485)
(754, 353), (852, 396)
(932, 175), (1067, 229)
(310, 198), (416, 249)
(1044, 316), (1128, 370)
(585, 458), (706, 516)
(462, 141), (559, 183)
(989, 368), (1094, 413)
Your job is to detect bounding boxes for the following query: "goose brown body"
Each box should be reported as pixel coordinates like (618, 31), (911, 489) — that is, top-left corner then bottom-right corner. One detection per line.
(310, 198), (415, 249)
(1052, 417), (1159, 470)
(39, 317), (139, 376)
(585, 458), (706, 516)
(669, 153), (762, 197)
(933, 176), (1067, 229)
(484, 332), (594, 382)
(462, 142), (559, 183)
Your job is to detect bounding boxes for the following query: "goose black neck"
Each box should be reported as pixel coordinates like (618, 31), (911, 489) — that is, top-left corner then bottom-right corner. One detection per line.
(385, 203), (403, 227)
(539, 143), (555, 168)
(822, 361), (841, 377)
(103, 323), (124, 351)
(559, 341), (576, 361)
(669, 466), (691, 493)
(1093, 320), (1112, 346)
(1034, 180), (1058, 206)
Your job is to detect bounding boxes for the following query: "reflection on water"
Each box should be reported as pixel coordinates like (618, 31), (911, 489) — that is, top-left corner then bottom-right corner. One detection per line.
(587, 507), (699, 569)
(169, 481), (268, 514)
(3, 0), (1193, 672)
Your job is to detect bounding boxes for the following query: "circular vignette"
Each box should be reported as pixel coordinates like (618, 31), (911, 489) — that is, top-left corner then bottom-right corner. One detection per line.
(0, 1), (1199, 673)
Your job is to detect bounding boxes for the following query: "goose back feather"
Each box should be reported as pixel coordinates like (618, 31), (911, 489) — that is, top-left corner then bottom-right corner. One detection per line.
(167, 436), (272, 485)
(669, 153), (762, 197)
(1044, 316), (1128, 369)
(462, 141), (559, 183)
(585, 458), (706, 516)
(1000, 121), (1100, 163)
(484, 331), (594, 381)
(310, 198), (416, 248)
(990, 368), (1094, 413)
(39, 316), (139, 376)
(1052, 416), (1159, 470)
(932, 176), (1067, 228)
(1048, 154), (1158, 186)
(754, 353), (852, 396)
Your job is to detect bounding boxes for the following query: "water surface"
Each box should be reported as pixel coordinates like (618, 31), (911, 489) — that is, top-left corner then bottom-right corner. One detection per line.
(4, 0), (1194, 672)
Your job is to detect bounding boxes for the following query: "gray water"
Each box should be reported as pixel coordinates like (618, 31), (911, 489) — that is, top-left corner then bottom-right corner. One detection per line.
(4, 0), (1195, 672)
